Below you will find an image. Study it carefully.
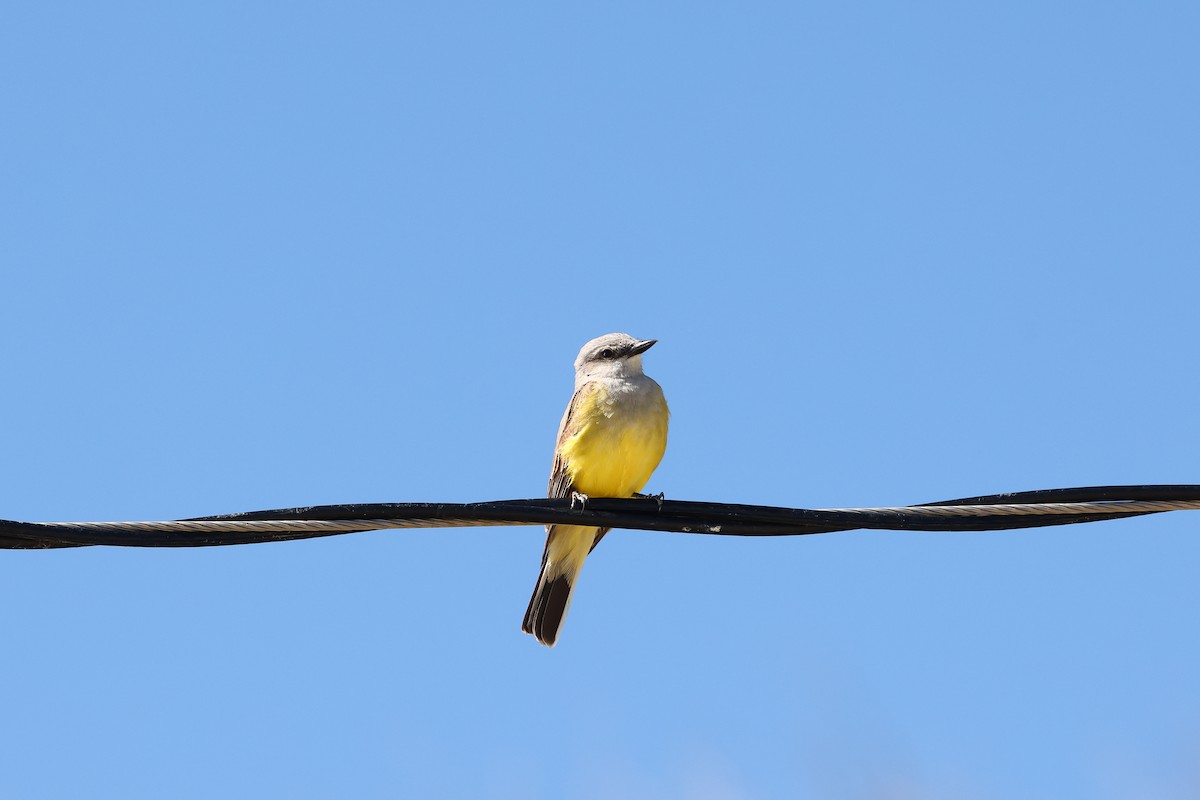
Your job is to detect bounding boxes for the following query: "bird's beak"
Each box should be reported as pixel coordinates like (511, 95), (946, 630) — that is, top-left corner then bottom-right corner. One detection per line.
(628, 339), (657, 356)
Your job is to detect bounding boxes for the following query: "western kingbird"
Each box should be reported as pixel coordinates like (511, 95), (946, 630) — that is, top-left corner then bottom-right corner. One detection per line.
(522, 332), (669, 646)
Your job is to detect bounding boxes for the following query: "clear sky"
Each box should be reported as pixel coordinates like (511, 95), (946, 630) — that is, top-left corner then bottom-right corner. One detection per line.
(2, 2), (1198, 798)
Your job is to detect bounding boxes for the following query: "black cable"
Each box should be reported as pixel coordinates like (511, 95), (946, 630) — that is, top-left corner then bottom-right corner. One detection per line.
(0, 484), (1194, 550)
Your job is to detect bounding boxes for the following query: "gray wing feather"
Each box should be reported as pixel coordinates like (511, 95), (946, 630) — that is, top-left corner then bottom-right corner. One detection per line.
(545, 382), (609, 549)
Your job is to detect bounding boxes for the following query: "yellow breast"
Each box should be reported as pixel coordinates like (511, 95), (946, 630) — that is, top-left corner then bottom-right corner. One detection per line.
(559, 382), (669, 498)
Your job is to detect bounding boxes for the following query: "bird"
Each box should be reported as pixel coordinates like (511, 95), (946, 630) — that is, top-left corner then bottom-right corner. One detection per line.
(522, 332), (670, 646)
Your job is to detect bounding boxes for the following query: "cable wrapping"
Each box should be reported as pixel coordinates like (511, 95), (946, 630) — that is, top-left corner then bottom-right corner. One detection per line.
(1, 485), (1196, 550)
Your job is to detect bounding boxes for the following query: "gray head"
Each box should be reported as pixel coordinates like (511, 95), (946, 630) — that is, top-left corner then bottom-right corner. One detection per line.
(573, 332), (657, 382)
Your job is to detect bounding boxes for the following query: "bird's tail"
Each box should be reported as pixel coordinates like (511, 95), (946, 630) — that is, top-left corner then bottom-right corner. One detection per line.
(522, 525), (604, 647)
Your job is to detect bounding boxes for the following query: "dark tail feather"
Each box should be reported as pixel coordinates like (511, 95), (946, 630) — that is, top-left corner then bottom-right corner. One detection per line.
(522, 569), (574, 647)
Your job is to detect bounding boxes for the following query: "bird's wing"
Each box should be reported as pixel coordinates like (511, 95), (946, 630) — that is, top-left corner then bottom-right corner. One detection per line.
(524, 382), (611, 643)
(546, 381), (610, 550)
(547, 381), (593, 499)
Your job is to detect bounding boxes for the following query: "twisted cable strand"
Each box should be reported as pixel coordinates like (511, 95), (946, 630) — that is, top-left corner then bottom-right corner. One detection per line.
(19, 498), (1199, 534)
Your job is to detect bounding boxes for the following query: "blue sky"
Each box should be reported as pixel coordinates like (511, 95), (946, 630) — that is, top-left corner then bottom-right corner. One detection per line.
(2, 2), (1198, 797)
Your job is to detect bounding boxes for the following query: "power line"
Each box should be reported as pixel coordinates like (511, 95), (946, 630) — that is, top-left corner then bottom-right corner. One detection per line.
(1, 484), (1196, 550)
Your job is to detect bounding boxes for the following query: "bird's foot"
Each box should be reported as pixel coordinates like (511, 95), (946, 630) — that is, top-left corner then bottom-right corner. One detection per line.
(570, 491), (590, 511)
(634, 491), (666, 510)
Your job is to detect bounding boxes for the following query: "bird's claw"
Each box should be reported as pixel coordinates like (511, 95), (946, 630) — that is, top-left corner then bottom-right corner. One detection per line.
(570, 491), (590, 511)
(634, 491), (666, 511)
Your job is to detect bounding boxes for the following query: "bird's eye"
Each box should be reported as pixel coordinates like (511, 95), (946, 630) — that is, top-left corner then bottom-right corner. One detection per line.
(598, 348), (616, 360)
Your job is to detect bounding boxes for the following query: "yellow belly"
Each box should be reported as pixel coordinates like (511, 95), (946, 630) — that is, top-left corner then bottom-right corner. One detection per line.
(559, 386), (668, 498)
